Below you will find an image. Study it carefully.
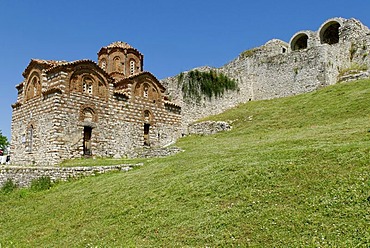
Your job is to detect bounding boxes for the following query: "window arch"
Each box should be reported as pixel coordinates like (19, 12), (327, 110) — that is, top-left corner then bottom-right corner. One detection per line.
(25, 74), (41, 101)
(100, 59), (107, 70)
(320, 21), (340, 45)
(143, 83), (149, 98)
(80, 106), (97, 123)
(291, 33), (309, 51)
(26, 124), (34, 152)
(82, 76), (93, 95)
(143, 109), (152, 123)
(114, 57), (121, 72)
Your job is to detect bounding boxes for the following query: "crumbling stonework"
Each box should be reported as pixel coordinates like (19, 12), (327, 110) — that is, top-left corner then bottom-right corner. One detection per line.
(161, 17), (370, 134)
(0, 164), (142, 188)
(188, 121), (231, 135)
(11, 18), (370, 166)
(11, 42), (182, 165)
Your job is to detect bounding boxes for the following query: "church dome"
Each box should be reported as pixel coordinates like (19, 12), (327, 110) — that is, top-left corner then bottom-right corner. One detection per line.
(105, 41), (134, 49)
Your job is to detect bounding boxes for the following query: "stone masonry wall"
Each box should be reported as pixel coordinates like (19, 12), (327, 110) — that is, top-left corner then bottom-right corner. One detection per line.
(188, 121), (232, 135)
(11, 67), (182, 166)
(0, 164), (142, 188)
(161, 18), (370, 135)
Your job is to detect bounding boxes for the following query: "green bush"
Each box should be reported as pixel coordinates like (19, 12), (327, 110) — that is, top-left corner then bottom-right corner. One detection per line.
(30, 176), (53, 191)
(177, 70), (238, 102)
(1, 178), (17, 193)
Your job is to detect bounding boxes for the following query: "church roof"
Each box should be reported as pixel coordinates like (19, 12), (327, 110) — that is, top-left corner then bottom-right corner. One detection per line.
(22, 59), (67, 78)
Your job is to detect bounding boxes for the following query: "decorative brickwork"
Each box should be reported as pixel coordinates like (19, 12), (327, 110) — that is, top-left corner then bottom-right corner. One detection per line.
(11, 42), (182, 166)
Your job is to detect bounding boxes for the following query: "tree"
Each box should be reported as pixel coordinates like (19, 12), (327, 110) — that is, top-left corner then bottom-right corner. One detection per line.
(0, 130), (9, 153)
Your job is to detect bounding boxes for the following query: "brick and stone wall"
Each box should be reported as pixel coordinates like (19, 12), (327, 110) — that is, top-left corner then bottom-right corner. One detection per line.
(11, 43), (182, 166)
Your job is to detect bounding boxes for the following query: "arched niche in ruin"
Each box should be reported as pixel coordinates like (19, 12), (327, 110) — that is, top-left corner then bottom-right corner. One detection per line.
(291, 33), (309, 51)
(320, 21), (341, 45)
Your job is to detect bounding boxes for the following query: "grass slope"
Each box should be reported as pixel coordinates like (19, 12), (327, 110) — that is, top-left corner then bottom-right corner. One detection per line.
(1, 79), (370, 247)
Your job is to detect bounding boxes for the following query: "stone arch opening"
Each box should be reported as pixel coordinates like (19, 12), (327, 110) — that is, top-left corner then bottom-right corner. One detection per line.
(320, 21), (340, 45)
(291, 33), (309, 51)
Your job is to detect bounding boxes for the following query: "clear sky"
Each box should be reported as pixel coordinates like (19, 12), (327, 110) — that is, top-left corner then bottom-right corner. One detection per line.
(1, 0), (370, 140)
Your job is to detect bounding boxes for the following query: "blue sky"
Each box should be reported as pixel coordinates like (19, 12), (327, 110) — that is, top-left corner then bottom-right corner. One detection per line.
(1, 0), (370, 139)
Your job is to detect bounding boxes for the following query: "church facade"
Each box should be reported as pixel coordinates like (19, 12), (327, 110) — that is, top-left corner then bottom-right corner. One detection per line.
(10, 42), (182, 165)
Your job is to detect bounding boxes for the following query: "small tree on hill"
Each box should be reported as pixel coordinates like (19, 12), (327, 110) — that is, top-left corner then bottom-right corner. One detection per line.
(0, 130), (9, 154)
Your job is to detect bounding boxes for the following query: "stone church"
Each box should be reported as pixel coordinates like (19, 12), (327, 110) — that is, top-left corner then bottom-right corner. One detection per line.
(11, 42), (182, 165)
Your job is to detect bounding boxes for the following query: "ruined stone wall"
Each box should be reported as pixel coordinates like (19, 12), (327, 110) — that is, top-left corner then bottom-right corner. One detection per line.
(188, 121), (231, 135)
(0, 164), (141, 188)
(161, 18), (370, 134)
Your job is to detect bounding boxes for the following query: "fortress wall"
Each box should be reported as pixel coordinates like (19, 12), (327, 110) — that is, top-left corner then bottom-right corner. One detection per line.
(161, 18), (370, 133)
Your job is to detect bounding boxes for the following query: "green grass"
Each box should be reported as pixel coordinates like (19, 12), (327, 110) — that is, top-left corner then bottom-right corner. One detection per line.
(1, 79), (370, 247)
(60, 157), (147, 167)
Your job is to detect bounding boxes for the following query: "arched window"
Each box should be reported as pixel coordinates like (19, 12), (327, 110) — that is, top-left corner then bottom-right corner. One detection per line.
(130, 60), (136, 75)
(320, 21), (340, 45)
(26, 75), (41, 101)
(100, 59), (107, 70)
(80, 106), (97, 122)
(114, 57), (121, 72)
(143, 109), (152, 123)
(143, 84), (149, 98)
(83, 77), (93, 95)
(26, 125), (34, 152)
(83, 108), (94, 122)
(291, 33), (309, 51)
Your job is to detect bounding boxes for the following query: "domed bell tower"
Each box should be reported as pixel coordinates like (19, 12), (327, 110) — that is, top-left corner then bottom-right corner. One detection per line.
(97, 41), (144, 80)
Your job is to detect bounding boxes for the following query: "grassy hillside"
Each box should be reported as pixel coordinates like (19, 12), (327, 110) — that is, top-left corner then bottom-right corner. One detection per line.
(1, 79), (370, 247)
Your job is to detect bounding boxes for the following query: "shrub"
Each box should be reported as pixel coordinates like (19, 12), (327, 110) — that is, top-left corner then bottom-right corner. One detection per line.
(1, 178), (17, 193)
(30, 176), (53, 191)
(177, 70), (238, 102)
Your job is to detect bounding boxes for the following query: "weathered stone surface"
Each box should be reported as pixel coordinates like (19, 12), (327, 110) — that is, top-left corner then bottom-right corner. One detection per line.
(0, 163), (142, 188)
(188, 121), (231, 135)
(126, 146), (183, 158)
(11, 42), (182, 166)
(161, 17), (370, 135)
(10, 17), (370, 167)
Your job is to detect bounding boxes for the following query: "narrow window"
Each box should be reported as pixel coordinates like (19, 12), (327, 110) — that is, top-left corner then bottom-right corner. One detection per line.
(83, 77), (93, 95)
(144, 123), (150, 146)
(88, 84), (92, 95)
(27, 125), (34, 152)
(130, 60), (135, 75)
(144, 86), (149, 98)
(83, 126), (92, 156)
(100, 59), (107, 70)
(114, 57), (121, 71)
